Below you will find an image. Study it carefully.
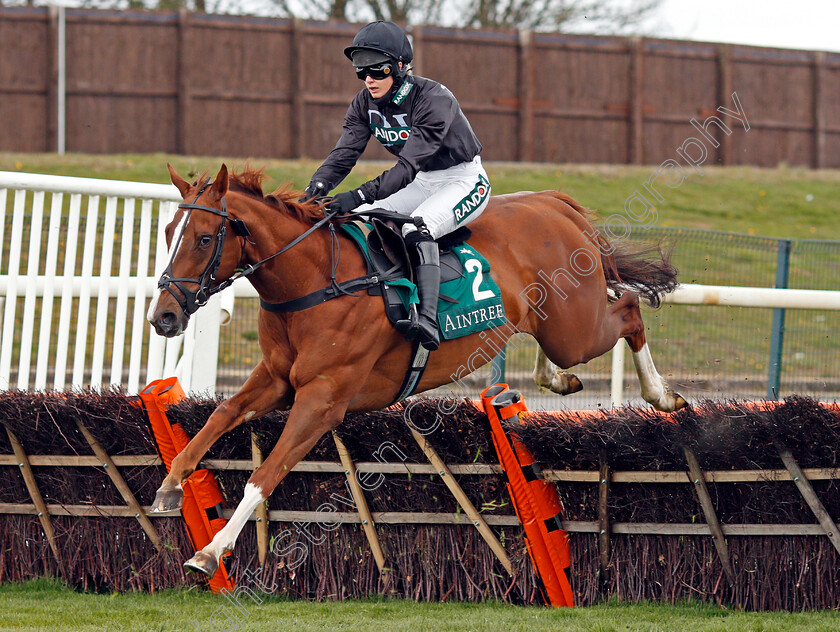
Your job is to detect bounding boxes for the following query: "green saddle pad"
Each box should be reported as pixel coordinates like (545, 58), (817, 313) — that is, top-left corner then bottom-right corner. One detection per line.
(341, 223), (507, 341)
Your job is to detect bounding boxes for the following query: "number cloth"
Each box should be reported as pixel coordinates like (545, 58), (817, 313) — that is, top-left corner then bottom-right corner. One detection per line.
(341, 224), (506, 340)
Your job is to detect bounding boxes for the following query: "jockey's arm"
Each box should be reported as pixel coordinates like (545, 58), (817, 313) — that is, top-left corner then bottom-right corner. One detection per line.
(307, 94), (371, 195)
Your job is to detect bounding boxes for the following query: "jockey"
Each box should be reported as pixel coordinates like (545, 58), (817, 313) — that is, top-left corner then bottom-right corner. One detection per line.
(303, 20), (490, 351)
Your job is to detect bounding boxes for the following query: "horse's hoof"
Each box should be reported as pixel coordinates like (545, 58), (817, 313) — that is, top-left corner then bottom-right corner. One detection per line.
(184, 550), (219, 578)
(564, 374), (584, 395)
(541, 371), (583, 396)
(651, 390), (689, 413)
(150, 486), (184, 513)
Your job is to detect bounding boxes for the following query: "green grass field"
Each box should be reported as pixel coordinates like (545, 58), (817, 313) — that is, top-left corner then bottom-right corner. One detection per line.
(1, 152), (838, 240)
(3, 579), (840, 632)
(5, 152), (835, 396)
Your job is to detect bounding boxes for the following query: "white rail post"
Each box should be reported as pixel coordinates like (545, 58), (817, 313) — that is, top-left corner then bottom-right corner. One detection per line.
(71, 194), (101, 389)
(34, 191), (64, 390)
(53, 193), (82, 390)
(17, 191), (46, 389)
(89, 196), (118, 390)
(610, 340), (625, 408)
(109, 198), (136, 387)
(0, 190), (28, 389)
(127, 199), (154, 393)
(146, 199), (179, 385)
(188, 293), (223, 396)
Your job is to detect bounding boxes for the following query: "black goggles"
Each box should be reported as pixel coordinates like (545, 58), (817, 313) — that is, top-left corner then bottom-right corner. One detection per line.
(355, 63), (393, 81)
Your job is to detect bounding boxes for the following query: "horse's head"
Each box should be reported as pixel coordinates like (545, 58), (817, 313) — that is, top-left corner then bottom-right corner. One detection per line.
(147, 163), (249, 337)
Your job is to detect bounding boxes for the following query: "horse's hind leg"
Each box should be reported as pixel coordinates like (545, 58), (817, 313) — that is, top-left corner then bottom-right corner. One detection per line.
(612, 293), (687, 412)
(533, 348), (583, 395)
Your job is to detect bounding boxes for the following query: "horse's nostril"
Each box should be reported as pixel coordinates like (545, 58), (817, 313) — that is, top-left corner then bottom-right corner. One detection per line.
(155, 311), (181, 336)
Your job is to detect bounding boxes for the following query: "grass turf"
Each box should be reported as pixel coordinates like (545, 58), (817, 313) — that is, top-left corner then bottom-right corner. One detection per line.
(1, 153), (838, 240)
(3, 580), (840, 632)
(4, 152), (835, 398)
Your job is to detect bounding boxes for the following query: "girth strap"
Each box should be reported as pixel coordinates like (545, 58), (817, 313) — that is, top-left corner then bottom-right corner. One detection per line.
(259, 265), (402, 313)
(391, 342), (431, 404)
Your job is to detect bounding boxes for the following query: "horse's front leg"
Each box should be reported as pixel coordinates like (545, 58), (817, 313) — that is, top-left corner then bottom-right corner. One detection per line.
(183, 376), (353, 577)
(151, 361), (292, 513)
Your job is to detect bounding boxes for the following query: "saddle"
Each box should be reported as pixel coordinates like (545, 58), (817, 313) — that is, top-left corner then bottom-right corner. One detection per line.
(360, 217), (471, 327)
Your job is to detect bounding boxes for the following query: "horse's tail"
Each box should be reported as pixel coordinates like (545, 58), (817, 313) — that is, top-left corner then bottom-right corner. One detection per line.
(549, 191), (678, 307)
(601, 237), (678, 308)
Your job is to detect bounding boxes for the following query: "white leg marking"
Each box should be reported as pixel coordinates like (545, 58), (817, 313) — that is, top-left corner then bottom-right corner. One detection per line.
(632, 343), (664, 400)
(533, 348), (555, 385)
(533, 348), (580, 395)
(631, 342), (682, 411)
(146, 212), (189, 323)
(202, 482), (265, 561)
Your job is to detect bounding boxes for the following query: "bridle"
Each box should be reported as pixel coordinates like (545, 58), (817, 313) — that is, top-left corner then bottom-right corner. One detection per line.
(158, 178), (420, 317)
(157, 180), (342, 316)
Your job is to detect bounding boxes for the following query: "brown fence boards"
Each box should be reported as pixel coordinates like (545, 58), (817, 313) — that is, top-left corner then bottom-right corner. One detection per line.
(65, 10), (180, 154)
(2, 7), (839, 167)
(0, 8), (52, 153)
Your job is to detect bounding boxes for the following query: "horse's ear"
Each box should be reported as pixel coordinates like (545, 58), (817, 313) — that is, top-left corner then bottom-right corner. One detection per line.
(168, 163), (191, 198)
(210, 164), (229, 201)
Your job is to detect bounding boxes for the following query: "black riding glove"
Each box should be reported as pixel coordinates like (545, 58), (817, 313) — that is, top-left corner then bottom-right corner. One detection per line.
(300, 180), (327, 203)
(327, 190), (365, 214)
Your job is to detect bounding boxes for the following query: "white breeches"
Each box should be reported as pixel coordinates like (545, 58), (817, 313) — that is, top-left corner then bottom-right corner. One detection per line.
(355, 156), (491, 239)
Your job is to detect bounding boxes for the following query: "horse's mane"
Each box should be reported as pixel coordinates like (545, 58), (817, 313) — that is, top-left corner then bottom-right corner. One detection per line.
(226, 166), (325, 223)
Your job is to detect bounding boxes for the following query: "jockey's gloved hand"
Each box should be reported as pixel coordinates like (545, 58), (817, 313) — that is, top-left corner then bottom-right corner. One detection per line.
(300, 180), (327, 203)
(327, 190), (364, 214)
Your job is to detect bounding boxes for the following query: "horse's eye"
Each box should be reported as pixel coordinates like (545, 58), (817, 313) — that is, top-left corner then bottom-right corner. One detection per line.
(197, 234), (213, 248)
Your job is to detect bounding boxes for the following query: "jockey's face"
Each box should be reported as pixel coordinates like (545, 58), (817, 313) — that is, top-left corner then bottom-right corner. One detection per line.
(361, 61), (402, 100)
(364, 74), (394, 99)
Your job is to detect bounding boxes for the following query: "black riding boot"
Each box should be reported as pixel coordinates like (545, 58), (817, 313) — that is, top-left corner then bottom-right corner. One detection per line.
(395, 231), (441, 351)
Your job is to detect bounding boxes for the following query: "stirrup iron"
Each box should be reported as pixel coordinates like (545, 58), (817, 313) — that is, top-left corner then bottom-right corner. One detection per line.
(395, 304), (421, 340)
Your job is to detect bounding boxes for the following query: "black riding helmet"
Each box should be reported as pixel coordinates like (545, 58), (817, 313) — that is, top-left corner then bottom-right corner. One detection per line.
(344, 21), (413, 79)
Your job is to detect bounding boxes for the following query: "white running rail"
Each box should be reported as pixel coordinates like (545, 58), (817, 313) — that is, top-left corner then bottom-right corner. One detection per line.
(0, 170), (231, 395)
(609, 284), (840, 405)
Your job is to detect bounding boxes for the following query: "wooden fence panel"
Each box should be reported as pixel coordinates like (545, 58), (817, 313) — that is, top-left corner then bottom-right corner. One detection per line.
(2, 7), (840, 168)
(419, 27), (521, 162)
(65, 10), (180, 154)
(532, 34), (631, 164)
(183, 15), (295, 159)
(0, 8), (51, 153)
(640, 40), (720, 165)
(729, 47), (815, 167)
(819, 54), (840, 168)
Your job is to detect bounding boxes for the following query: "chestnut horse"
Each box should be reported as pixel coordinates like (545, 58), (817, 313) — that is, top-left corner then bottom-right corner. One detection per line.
(147, 164), (686, 576)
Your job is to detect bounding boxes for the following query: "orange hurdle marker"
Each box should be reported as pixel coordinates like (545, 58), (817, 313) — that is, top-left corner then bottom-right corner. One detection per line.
(137, 377), (234, 593)
(481, 384), (573, 607)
